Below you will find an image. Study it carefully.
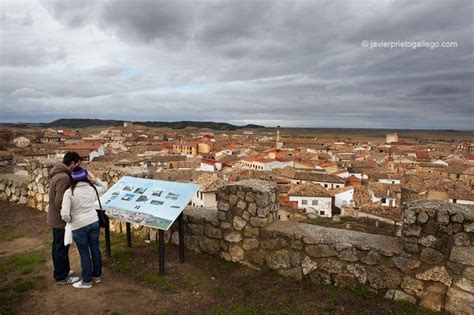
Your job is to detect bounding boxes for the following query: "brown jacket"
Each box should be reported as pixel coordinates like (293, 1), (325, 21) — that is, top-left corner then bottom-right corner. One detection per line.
(47, 163), (72, 229)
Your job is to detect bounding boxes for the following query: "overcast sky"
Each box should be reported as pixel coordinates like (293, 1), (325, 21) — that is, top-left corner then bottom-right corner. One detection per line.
(0, 0), (473, 129)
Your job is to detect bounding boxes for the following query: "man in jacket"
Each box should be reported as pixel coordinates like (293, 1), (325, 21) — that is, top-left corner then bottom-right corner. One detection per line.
(48, 151), (81, 284)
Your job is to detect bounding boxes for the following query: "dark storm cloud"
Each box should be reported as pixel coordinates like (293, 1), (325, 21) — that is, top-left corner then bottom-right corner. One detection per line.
(1, 0), (473, 129)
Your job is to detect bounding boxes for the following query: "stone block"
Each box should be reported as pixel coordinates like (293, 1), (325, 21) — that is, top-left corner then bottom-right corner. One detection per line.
(305, 244), (336, 258)
(249, 217), (267, 228)
(243, 238), (259, 251)
(418, 235), (438, 247)
(419, 283), (447, 312)
(361, 250), (380, 265)
(367, 267), (401, 290)
(401, 276), (424, 297)
(265, 249), (291, 270)
(229, 245), (244, 262)
(204, 225), (222, 239)
(416, 266), (452, 287)
(384, 290), (416, 304)
(224, 231), (242, 243)
(445, 287), (474, 315)
(233, 216), (247, 231)
(243, 226), (259, 238)
(280, 267), (303, 281)
(347, 264), (367, 284)
(450, 246), (474, 266)
(420, 248), (444, 264)
(334, 274), (357, 288)
(417, 212), (429, 224)
(391, 257), (421, 274)
(464, 222), (474, 233)
(337, 248), (359, 262)
(302, 256), (318, 275)
(453, 232), (470, 247)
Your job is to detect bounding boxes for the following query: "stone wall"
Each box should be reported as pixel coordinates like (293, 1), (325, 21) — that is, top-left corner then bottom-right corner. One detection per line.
(0, 153), (14, 174)
(164, 182), (473, 315)
(26, 161), (54, 211)
(401, 201), (474, 314)
(1, 165), (472, 314)
(0, 174), (28, 204)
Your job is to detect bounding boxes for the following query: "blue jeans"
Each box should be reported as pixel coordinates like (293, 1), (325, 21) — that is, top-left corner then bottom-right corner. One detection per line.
(52, 228), (71, 281)
(73, 221), (102, 284)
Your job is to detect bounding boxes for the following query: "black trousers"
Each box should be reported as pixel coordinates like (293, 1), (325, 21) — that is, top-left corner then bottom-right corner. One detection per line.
(52, 228), (71, 281)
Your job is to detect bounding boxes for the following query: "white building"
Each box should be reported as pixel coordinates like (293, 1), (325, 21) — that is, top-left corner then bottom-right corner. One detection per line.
(241, 157), (292, 171)
(332, 187), (355, 211)
(13, 136), (31, 148)
(288, 183), (333, 218)
(191, 173), (226, 209)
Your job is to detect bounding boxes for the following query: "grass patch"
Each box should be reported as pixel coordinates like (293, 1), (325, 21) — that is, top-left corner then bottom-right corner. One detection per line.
(214, 287), (230, 299)
(216, 259), (239, 273)
(0, 227), (26, 241)
(141, 272), (176, 293)
(0, 250), (44, 275)
(0, 251), (45, 315)
(394, 300), (449, 315)
(214, 303), (257, 315)
(349, 285), (376, 300)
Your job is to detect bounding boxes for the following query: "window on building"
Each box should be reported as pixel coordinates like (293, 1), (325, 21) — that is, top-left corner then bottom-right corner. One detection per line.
(312, 200), (318, 206)
(320, 211), (325, 215)
(381, 198), (386, 203)
(324, 184), (328, 188)
(302, 200), (308, 205)
(392, 181), (395, 184)
(287, 215), (290, 219)
(335, 185), (340, 188)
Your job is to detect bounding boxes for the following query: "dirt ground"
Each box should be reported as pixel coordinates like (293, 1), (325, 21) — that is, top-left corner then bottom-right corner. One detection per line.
(0, 201), (441, 314)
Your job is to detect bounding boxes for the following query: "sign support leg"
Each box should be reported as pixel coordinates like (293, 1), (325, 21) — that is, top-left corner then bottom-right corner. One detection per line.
(178, 213), (185, 263)
(105, 219), (111, 258)
(159, 230), (165, 276)
(126, 222), (132, 248)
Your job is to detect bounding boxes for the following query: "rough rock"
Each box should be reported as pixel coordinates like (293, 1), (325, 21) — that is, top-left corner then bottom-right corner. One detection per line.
(305, 244), (336, 258)
(385, 290), (416, 304)
(445, 287), (474, 315)
(265, 249), (291, 270)
(419, 283), (447, 312)
(302, 256), (318, 275)
(420, 248), (444, 264)
(367, 267), (401, 289)
(233, 216), (247, 231)
(418, 235), (438, 247)
(334, 274), (357, 287)
(391, 257), (421, 273)
(360, 250), (380, 265)
(242, 238), (259, 251)
(229, 245), (244, 262)
(347, 264), (367, 284)
(450, 246), (474, 266)
(416, 266), (452, 287)
(224, 231), (242, 243)
(401, 276), (424, 297)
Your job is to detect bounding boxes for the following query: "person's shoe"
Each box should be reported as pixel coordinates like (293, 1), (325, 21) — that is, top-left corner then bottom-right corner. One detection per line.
(73, 280), (92, 289)
(56, 276), (80, 285)
(92, 276), (101, 283)
(68, 270), (74, 276)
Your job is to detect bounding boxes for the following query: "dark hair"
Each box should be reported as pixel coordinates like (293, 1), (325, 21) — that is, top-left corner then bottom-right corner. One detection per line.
(63, 151), (81, 167)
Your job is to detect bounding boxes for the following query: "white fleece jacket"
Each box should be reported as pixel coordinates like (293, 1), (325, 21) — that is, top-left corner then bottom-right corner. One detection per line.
(61, 179), (108, 231)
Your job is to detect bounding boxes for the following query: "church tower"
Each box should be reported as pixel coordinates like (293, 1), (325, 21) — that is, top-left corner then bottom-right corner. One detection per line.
(276, 125), (283, 150)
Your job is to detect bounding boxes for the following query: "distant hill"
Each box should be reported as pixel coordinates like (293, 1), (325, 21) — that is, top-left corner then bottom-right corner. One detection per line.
(41, 119), (265, 130)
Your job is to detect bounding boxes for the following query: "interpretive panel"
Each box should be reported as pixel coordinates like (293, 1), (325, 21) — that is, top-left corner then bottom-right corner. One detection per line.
(99, 176), (199, 230)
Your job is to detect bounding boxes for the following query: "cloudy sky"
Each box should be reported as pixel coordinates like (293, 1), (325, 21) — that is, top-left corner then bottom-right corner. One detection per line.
(0, 0), (473, 129)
